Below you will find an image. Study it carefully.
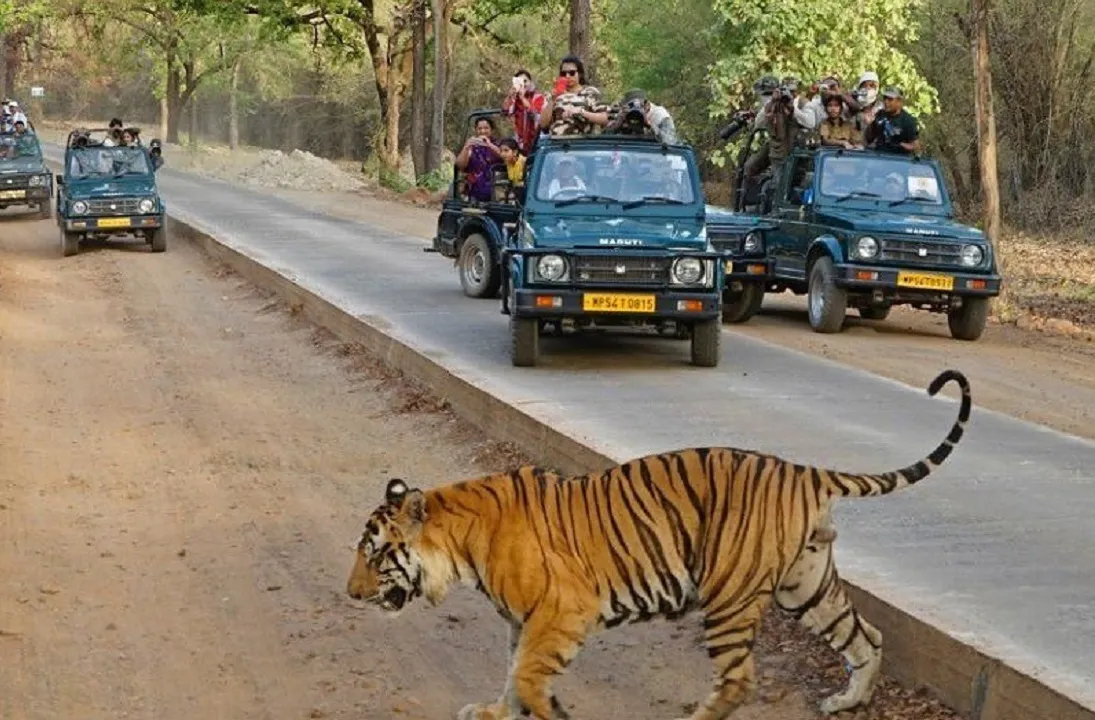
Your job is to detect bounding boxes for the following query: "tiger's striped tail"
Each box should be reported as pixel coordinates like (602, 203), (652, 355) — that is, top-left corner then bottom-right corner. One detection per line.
(823, 369), (971, 498)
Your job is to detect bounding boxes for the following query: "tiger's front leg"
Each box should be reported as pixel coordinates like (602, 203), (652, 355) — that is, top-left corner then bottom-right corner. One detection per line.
(458, 622), (523, 720)
(506, 610), (592, 720)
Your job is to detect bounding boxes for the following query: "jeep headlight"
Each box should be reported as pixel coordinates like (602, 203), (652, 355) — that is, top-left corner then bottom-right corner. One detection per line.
(139, 198), (156, 214)
(742, 232), (763, 254)
(536, 254), (567, 281)
(72, 200), (88, 215)
(29, 174), (46, 187)
(960, 244), (984, 267)
(672, 257), (704, 284)
(855, 236), (879, 259)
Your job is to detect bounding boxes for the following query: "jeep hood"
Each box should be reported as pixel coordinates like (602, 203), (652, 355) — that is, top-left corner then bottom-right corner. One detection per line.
(705, 204), (767, 233)
(528, 214), (706, 249)
(815, 208), (986, 242)
(65, 177), (158, 199)
(0, 157), (47, 174)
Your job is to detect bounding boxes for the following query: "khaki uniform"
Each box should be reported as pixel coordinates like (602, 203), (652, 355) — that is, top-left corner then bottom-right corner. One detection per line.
(819, 118), (863, 147)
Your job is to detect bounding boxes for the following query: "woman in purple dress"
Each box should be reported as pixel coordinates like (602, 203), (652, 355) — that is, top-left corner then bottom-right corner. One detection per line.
(454, 116), (502, 202)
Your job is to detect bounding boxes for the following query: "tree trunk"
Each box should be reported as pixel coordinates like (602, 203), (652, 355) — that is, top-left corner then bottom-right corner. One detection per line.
(165, 61), (183, 144)
(159, 96), (168, 142)
(228, 58), (241, 149)
(188, 94), (199, 148)
(427, 0), (446, 173)
(410, 0), (427, 179)
(972, 0), (1001, 245)
(569, 0), (594, 83)
(0, 34), (8, 100)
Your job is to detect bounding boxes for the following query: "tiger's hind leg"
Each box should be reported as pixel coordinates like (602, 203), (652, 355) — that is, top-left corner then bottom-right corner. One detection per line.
(676, 600), (767, 720)
(775, 538), (882, 714)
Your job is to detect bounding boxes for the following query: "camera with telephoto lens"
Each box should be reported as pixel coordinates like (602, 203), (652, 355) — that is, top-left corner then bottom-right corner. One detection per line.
(611, 96), (649, 135)
(718, 109), (756, 141)
(774, 85), (796, 102)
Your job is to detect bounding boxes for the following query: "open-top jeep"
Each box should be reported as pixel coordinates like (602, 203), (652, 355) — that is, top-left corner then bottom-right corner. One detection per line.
(503, 133), (725, 367)
(56, 128), (167, 257)
(730, 128), (1002, 341)
(704, 203), (773, 323)
(0, 128), (52, 219)
(430, 109), (520, 298)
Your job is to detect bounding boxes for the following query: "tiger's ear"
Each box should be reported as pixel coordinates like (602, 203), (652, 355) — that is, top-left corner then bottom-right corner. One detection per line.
(402, 489), (427, 525)
(385, 478), (410, 505)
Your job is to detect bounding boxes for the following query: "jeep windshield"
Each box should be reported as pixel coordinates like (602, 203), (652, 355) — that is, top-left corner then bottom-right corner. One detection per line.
(533, 147), (697, 206)
(0, 134), (42, 164)
(818, 154), (944, 206)
(67, 147), (152, 180)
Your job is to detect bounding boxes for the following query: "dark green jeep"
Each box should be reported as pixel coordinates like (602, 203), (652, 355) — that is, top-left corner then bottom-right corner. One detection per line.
(56, 128), (167, 257)
(504, 133), (725, 367)
(747, 146), (1002, 340)
(0, 129), (52, 219)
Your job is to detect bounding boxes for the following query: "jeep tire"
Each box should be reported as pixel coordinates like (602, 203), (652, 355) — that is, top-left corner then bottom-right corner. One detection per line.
(858, 305), (891, 321)
(510, 316), (539, 367)
(150, 226), (167, 253)
(690, 319), (721, 368)
(60, 228), (80, 257)
(948, 297), (989, 341)
(807, 255), (847, 333)
(37, 201), (52, 220)
(459, 233), (501, 299)
(722, 284), (764, 324)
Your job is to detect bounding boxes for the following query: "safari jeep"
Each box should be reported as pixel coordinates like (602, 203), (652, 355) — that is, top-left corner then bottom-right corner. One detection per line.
(0, 129), (52, 219)
(742, 145), (1002, 341)
(503, 133), (725, 367)
(56, 128), (167, 258)
(704, 203), (773, 323)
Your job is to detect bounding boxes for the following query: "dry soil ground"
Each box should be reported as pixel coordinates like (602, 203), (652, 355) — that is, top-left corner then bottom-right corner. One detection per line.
(0, 215), (959, 720)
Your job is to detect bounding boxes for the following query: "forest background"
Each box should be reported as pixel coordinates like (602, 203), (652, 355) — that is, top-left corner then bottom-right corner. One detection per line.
(1, 0), (1094, 327)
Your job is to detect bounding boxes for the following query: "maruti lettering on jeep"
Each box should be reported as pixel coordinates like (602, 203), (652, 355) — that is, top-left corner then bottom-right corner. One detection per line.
(503, 134), (725, 367)
(56, 128), (167, 258)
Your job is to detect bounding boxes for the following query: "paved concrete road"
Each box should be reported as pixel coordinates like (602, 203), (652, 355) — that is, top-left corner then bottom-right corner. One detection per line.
(44, 145), (1095, 707)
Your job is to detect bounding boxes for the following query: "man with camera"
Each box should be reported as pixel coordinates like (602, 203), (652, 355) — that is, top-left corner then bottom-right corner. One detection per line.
(605, 89), (679, 145)
(865, 86), (921, 155)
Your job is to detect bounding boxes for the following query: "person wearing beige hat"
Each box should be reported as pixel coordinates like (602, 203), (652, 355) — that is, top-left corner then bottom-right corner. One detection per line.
(865, 86), (921, 155)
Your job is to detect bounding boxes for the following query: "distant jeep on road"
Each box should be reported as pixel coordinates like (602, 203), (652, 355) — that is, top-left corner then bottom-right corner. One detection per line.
(56, 128), (167, 257)
(0, 129), (52, 219)
(731, 133), (1002, 341)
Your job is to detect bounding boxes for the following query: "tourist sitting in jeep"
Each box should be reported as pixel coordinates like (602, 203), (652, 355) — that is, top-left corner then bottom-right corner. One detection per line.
(454, 116), (503, 203)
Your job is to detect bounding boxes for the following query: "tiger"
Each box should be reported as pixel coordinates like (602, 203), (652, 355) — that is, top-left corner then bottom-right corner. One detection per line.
(346, 368), (971, 720)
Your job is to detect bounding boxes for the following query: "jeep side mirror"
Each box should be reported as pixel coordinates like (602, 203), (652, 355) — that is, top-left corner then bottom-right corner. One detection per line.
(55, 174), (64, 185)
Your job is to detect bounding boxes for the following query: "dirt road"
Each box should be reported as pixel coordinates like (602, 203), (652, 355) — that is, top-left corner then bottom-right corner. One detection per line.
(0, 216), (959, 720)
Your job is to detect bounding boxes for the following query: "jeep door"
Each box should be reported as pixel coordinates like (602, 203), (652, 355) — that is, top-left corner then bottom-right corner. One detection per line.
(767, 154), (815, 282)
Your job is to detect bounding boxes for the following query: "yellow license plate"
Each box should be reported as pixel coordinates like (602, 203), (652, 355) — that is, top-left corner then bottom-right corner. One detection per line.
(897, 271), (954, 291)
(97, 217), (131, 228)
(0, 189), (26, 199)
(582, 293), (656, 313)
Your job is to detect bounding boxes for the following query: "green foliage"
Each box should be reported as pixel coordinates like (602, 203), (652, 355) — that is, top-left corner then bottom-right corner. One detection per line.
(707, 0), (939, 119)
(380, 165), (414, 192)
(415, 166), (451, 191)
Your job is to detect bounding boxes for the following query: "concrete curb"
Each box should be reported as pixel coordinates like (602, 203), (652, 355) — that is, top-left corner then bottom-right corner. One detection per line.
(160, 213), (1091, 720)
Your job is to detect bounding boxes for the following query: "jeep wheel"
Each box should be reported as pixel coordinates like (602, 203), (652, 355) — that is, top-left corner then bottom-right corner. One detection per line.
(37, 201), (52, 220)
(690, 319), (721, 368)
(459, 233), (501, 299)
(807, 256), (847, 333)
(858, 305), (891, 321)
(60, 228), (79, 257)
(150, 226), (167, 253)
(948, 297), (989, 341)
(510, 316), (539, 367)
(722, 284), (764, 324)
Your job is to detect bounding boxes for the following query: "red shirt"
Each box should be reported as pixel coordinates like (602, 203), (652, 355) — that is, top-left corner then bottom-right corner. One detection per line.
(502, 90), (546, 153)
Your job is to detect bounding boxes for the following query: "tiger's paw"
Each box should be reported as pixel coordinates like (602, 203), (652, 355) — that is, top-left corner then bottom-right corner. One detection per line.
(457, 702), (513, 720)
(818, 691), (868, 715)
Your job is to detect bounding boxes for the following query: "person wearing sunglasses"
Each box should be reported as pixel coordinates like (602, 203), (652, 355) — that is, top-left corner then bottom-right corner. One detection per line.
(540, 55), (610, 137)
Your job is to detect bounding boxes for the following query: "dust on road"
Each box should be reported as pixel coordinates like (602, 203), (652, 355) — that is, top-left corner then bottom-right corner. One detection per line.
(0, 214), (956, 720)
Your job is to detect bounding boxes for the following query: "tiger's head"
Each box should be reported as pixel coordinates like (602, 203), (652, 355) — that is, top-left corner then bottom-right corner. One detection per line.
(346, 478), (430, 614)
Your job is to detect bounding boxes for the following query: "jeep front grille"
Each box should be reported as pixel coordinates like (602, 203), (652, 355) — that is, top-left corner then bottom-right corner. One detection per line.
(879, 237), (963, 267)
(88, 197), (141, 216)
(0, 174), (31, 190)
(572, 254), (669, 285)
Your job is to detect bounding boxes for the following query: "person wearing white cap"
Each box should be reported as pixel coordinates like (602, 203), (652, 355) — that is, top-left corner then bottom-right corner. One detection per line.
(852, 71), (883, 131)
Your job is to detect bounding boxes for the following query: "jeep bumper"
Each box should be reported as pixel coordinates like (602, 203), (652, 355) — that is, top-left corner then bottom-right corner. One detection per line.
(834, 263), (1002, 297)
(724, 257), (773, 283)
(64, 215), (164, 233)
(513, 288), (720, 321)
